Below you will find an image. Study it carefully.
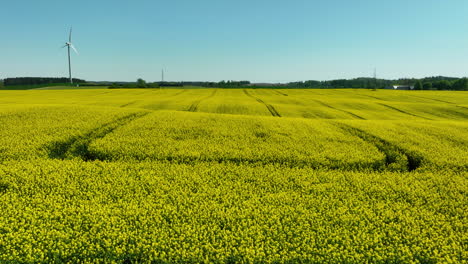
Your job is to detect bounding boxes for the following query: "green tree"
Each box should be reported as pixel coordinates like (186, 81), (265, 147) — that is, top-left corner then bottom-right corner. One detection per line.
(434, 80), (451, 90)
(414, 81), (423, 90)
(147, 82), (160, 88)
(137, 78), (147, 88)
(452, 78), (468, 91)
(422, 82), (432, 90)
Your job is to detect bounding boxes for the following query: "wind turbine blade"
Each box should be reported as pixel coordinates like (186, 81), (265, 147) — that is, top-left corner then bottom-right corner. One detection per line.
(70, 44), (78, 54)
(69, 27), (72, 42)
(61, 44), (68, 48)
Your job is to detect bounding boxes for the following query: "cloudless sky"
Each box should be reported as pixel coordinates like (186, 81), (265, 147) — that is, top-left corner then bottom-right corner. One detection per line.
(1, 0), (468, 82)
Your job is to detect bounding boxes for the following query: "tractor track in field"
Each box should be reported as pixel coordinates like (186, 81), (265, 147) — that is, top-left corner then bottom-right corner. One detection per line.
(46, 112), (150, 161)
(141, 90), (189, 110)
(170, 89), (188, 97)
(377, 103), (432, 120)
(120, 101), (139, 108)
(454, 105), (468, 117)
(273, 90), (288, 96)
(95, 91), (112, 96)
(338, 90), (386, 101)
(243, 89), (281, 117)
(440, 108), (468, 119)
(358, 94), (386, 101)
(311, 99), (365, 120)
(187, 89), (217, 112)
(335, 123), (423, 172)
(408, 95), (456, 104)
(305, 90), (326, 96)
(363, 94), (385, 100)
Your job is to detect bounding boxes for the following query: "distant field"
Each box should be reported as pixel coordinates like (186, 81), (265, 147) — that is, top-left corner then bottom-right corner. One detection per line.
(0, 83), (109, 90)
(0, 88), (466, 262)
(30, 85), (109, 90)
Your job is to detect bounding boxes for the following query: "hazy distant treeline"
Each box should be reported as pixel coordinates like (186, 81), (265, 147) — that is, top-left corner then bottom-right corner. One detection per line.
(4, 77), (86, 86)
(2, 76), (467, 90)
(109, 80), (251, 89)
(198, 81), (251, 88)
(157, 77), (467, 90)
(184, 77), (467, 90)
(284, 76), (468, 90)
(109, 79), (162, 89)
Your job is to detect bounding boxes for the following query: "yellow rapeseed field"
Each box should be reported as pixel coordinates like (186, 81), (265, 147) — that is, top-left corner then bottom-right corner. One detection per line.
(0, 88), (466, 263)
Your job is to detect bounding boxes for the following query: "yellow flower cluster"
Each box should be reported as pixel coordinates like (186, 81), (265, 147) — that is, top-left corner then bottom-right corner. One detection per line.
(0, 160), (466, 263)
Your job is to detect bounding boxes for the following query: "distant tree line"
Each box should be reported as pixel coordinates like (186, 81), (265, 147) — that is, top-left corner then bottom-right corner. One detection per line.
(109, 80), (251, 89)
(109, 79), (161, 89)
(3, 77), (86, 86)
(174, 77), (467, 90)
(412, 77), (468, 91)
(109, 77), (468, 90)
(3, 76), (467, 90)
(285, 78), (390, 89)
(167, 80), (251, 88)
(281, 76), (468, 90)
(204, 80), (251, 88)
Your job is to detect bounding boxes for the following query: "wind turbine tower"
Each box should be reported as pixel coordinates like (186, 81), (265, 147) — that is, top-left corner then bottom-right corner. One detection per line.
(62, 27), (78, 85)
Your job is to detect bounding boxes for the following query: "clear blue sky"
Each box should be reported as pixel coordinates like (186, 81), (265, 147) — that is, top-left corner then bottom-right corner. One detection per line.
(1, 0), (468, 82)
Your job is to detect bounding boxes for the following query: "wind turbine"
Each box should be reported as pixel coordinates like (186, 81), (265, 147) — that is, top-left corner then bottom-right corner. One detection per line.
(62, 27), (78, 85)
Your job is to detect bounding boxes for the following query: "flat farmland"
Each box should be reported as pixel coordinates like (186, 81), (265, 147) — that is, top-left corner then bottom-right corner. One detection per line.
(0, 88), (466, 263)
